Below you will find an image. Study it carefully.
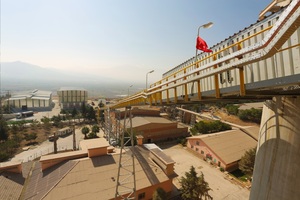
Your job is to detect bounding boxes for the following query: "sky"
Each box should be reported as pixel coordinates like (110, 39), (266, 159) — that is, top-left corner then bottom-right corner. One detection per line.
(1, 0), (272, 87)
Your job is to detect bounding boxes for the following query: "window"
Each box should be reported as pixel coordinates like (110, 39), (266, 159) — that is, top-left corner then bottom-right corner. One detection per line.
(138, 192), (145, 200)
(201, 150), (204, 154)
(196, 148), (199, 152)
(196, 141), (200, 145)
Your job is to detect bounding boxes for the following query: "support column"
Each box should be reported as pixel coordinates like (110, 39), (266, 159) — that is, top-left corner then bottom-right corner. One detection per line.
(250, 96), (300, 200)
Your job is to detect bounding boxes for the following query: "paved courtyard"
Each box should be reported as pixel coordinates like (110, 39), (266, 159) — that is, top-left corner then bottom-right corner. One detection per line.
(162, 144), (250, 200)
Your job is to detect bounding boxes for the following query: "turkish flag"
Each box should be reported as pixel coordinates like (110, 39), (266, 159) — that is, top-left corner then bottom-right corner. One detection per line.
(196, 36), (212, 53)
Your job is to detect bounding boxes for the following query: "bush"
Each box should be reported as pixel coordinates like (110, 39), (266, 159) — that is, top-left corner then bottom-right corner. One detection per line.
(238, 108), (262, 123)
(192, 120), (232, 134)
(225, 104), (239, 115)
(0, 152), (9, 162)
(177, 137), (187, 146)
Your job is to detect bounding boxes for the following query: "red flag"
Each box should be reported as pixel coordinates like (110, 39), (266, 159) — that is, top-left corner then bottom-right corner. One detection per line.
(196, 36), (212, 53)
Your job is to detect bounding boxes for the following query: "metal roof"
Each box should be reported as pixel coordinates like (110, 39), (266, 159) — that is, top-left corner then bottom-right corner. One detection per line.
(58, 87), (87, 91)
(128, 116), (174, 128)
(7, 89), (52, 101)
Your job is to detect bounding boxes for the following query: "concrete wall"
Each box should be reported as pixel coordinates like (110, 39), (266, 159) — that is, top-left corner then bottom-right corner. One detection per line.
(250, 96), (300, 200)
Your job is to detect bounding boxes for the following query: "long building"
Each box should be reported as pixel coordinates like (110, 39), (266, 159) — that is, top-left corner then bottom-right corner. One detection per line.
(5, 89), (52, 111)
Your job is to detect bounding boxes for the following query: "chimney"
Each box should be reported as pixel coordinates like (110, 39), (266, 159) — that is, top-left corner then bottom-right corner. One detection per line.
(136, 135), (144, 146)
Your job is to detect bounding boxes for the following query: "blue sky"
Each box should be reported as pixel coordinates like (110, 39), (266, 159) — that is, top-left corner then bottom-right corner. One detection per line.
(1, 0), (271, 86)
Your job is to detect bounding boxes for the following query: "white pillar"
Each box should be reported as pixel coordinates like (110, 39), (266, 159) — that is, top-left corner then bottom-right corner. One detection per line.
(250, 96), (300, 200)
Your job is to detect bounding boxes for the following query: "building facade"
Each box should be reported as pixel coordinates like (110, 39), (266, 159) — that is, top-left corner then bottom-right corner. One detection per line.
(57, 87), (87, 110)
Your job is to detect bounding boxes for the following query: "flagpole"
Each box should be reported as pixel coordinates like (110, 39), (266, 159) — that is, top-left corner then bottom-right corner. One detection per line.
(194, 22), (214, 67)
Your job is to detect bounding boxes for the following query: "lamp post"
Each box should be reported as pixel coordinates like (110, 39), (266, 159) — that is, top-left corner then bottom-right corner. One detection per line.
(195, 22), (213, 66)
(127, 85), (133, 96)
(146, 70), (154, 89)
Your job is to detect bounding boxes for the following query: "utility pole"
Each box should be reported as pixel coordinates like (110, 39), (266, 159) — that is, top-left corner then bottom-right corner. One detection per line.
(73, 125), (76, 151)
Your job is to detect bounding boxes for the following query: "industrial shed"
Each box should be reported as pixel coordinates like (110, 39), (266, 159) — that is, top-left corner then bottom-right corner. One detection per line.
(5, 89), (52, 111)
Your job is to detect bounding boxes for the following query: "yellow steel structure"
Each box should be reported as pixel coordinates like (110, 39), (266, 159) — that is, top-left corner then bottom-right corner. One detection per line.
(111, 0), (300, 109)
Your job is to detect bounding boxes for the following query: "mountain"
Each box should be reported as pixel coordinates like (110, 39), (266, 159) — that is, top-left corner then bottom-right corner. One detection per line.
(0, 61), (141, 98)
(1, 61), (107, 82)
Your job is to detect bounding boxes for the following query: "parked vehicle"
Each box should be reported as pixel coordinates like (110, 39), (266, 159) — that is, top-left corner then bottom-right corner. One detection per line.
(16, 111), (34, 119)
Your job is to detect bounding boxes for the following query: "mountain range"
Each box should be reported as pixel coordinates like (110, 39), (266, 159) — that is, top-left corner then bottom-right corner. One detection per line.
(0, 61), (141, 98)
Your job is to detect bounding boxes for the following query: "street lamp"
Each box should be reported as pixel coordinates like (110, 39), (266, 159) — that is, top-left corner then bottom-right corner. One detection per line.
(146, 70), (154, 89)
(195, 22), (213, 66)
(127, 85), (133, 96)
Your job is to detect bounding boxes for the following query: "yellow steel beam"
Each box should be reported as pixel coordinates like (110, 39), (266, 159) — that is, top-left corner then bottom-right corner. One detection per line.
(239, 67), (246, 96)
(197, 80), (201, 100)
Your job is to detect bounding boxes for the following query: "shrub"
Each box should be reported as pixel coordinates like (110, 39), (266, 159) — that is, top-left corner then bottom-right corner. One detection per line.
(0, 152), (9, 162)
(238, 108), (262, 123)
(225, 104), (239, 115)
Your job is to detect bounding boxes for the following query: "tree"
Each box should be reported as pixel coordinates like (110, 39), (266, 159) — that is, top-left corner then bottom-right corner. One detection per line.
(239, 147), (257, 176)
(92, 125), (100, 133)
(179, 166), (212, 200)
(72, 108), (78, 118)
(81, 126), (90, 139)
(0, 116), (9, 141)
(153, 187), (167, 200)
(87, 106), (96, 121)
(81, 102), (87, 120)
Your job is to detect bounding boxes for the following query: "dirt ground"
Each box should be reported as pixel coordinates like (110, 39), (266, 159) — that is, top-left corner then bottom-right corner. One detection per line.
(215, 110), (259, 127)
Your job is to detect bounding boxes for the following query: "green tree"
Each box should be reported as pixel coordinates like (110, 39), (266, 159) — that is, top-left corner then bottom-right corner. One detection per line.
(72, 108), (78, 122)
(239, 147), (257, 175)
(87, 132), (98, 139)
(87, 106), (96, 121)
(153, 187), (167, 200)
(192, 120), (231, 135)
(179, 166), (212, 200)
(92, 125), (100, 133)
(81, 126), (90, 139)
(0, 116), (9, 141)
(81, 102), (87, 120)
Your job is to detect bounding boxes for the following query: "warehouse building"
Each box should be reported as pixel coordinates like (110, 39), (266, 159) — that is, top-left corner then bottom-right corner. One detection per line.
(187, 128), (257, 172)
(5, 89), (52, 111)
(57, 87), (88, 110)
